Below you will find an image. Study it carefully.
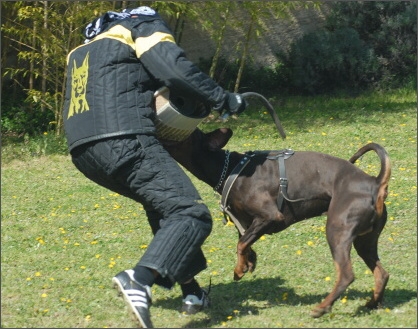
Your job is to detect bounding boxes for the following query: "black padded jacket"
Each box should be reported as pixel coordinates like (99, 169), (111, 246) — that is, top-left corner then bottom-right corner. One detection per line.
(63, 11), (226, 152)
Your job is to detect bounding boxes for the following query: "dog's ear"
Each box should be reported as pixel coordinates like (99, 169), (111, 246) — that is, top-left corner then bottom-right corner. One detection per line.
(207, 128), (233, 150)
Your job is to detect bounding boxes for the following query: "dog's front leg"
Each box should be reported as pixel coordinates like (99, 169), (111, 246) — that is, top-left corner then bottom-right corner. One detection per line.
(234, 232), (259, 281)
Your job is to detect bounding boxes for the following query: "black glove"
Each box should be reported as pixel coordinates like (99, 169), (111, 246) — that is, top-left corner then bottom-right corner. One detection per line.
(224, 92), (247, 115)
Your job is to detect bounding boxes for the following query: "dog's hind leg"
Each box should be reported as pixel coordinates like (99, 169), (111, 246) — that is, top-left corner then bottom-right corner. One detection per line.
(353, 206), (389, 309)
(311, 213), (357, 318)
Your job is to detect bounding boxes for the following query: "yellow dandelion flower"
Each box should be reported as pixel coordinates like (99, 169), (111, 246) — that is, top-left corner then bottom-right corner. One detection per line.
(260, 235), (266, 240)
(64, 267), (70, 271)
(321, 132), (327, 136)
(221, 322), (227, 326)
(66, 299), (72, 303)
(38, 239), (45, 245)
(90, 240), (98, 245)
(85, 315), (91, 321)
(233, 310), (239, 314)
(307, 241), (314, 246)
(207, 259), (212, 263)
(227, 316), (233, 320)
(95, 254), (101, 258)
(26, 277), (32, 281)
(43, 309), (49, 313)
(211, 271), (218, 275)
(325, 276), (331, 281)
(296, 250), (302, 255)
(385, 308), (390, 313)
(140, 244), (148, 249)
(41, 293), (48, 298)
(35, 272), (41, 277)
(80, 266), (86, 269)
(341, 296), (347, 304)
(364, 269), (372, 275)
(74, 242), (80, 246)
(49, 277), (55, 281)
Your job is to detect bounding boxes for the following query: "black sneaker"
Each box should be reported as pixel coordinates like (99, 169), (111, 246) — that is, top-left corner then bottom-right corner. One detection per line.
(112, 269), (154, 328)
(181, 288), (210, 315)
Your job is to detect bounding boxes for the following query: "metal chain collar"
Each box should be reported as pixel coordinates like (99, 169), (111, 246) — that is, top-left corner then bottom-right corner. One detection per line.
(214, 150), (230, 192)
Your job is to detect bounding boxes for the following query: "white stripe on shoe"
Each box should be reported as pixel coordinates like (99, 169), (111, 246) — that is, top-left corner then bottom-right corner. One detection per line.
(125, 288), (149, 308)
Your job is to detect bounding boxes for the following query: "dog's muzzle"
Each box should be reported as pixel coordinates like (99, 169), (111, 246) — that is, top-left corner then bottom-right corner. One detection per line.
(154, 87), (210, 142)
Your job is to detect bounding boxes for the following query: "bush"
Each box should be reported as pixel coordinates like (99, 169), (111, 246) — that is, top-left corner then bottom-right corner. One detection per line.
(1, 86), (55, 136)
(275, 1), (416, 95)
(279, 27), (378, 95)
(325, 1), (417, 89)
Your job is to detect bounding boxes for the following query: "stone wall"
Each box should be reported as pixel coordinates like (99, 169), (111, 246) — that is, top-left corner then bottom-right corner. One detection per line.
(168, 4), (330, 68)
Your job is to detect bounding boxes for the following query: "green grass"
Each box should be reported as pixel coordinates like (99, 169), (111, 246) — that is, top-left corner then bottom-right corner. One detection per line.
(1, 88), (417, 328)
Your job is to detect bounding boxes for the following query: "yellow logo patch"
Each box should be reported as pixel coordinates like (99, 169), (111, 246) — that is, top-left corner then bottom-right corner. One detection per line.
(67, 52), (90, 118)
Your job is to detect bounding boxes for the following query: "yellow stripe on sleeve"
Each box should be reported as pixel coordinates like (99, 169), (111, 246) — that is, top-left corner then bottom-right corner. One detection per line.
(135, 32), (175, 58)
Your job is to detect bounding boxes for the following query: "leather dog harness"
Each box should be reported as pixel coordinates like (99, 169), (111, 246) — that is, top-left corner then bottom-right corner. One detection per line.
(219, 149), (297, 235)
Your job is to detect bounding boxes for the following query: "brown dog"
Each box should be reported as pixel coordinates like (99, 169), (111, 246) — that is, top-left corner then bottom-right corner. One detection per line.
(163, 127), (391, 318)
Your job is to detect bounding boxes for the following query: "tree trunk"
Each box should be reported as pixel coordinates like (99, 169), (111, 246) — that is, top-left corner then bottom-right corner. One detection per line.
(209, 3), (231, 79)
(41, 0), (48, 112)
(234, 15), (254, 92)
(29, 2), (38, 92)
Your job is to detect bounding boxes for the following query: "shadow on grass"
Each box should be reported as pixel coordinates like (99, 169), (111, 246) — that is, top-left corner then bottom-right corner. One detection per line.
(154, 277), (417, 328)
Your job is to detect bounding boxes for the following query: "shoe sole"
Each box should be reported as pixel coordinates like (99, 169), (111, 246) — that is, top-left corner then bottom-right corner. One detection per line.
(112, 277), (151, 328)
(181, 304), (203, 315)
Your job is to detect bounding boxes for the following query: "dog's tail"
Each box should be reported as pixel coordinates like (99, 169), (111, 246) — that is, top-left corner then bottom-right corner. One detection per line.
(349, 143), (391, 217)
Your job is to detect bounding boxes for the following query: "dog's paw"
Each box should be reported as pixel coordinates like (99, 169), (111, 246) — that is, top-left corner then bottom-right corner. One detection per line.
(364, 299), (382, 309)
(233, 268), (246, 281)
(310, 305), (331, 318)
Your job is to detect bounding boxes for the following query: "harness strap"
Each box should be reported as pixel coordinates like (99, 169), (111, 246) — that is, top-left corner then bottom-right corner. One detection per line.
(223, 206), (247, 236)
(220, 152), (254, 234)
(268, 149), (306, 210)
(277, 152), (289, 211)
(220, 154), (253, 206)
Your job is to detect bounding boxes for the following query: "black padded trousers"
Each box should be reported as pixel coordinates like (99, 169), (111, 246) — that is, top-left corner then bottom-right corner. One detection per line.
(71, 134), (212, 288)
